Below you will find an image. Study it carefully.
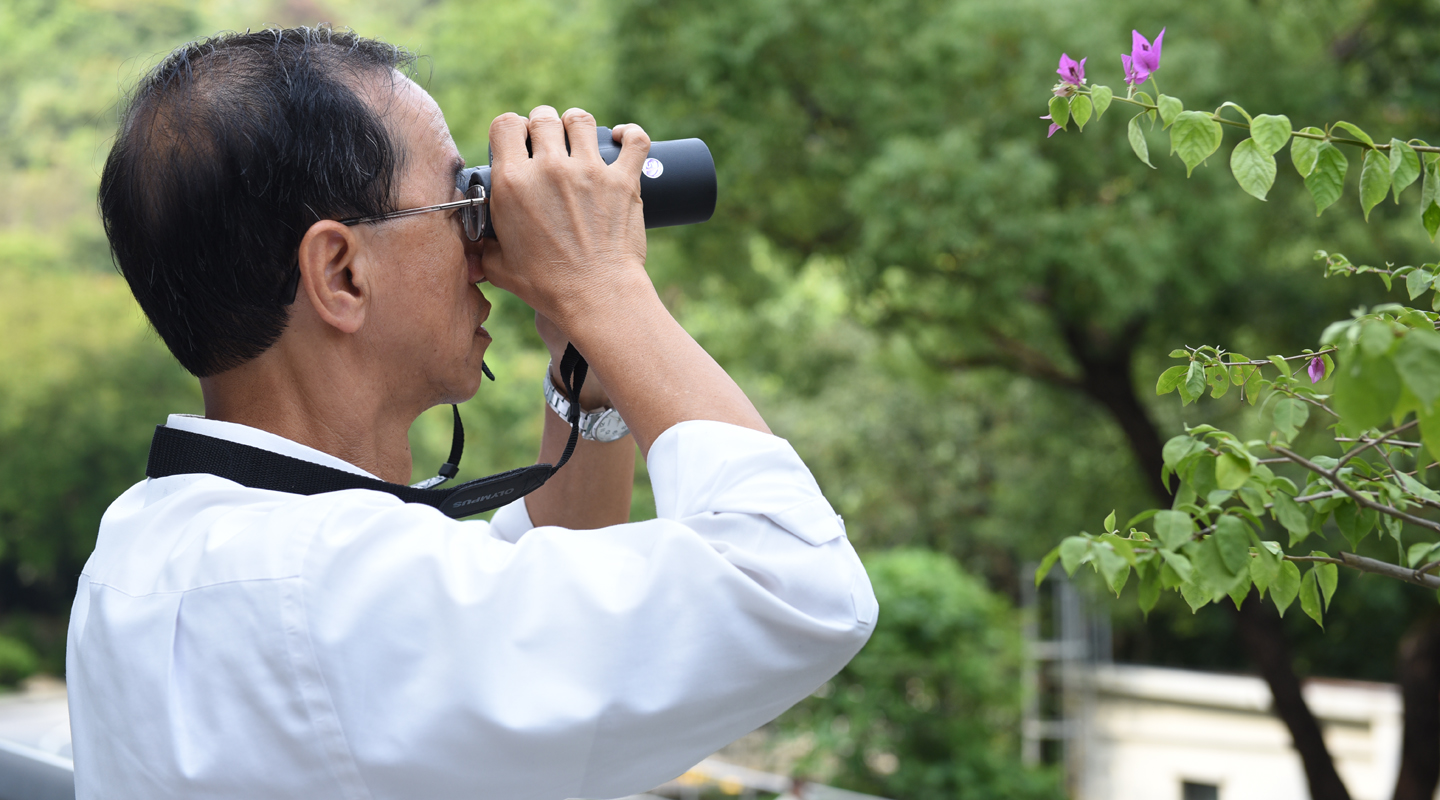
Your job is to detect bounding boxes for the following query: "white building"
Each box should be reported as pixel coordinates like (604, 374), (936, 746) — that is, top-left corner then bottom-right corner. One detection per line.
(1077, 663), (1425, 800)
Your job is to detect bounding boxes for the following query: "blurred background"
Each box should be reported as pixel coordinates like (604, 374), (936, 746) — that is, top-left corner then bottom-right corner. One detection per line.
(2, 0), (1439, 797)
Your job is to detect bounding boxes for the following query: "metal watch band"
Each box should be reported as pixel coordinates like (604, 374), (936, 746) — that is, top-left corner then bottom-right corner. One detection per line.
(542, 366), (631, 443)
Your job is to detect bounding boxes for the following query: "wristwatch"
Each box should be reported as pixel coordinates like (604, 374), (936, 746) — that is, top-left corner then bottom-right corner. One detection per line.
(543, 367), (631, 443)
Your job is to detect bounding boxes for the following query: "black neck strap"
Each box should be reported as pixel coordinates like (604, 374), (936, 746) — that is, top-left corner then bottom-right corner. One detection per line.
(145, 345), (590, 519)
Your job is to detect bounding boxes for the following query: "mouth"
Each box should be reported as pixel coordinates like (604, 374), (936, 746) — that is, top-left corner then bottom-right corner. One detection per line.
(475, 291), (492, 340)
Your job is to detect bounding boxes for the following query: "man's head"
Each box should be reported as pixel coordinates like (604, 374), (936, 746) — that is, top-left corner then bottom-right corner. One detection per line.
(101, 26), (489, 404)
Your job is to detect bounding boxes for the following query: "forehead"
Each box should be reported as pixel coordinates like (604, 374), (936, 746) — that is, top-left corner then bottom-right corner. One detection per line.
(376, 73), (461, 195)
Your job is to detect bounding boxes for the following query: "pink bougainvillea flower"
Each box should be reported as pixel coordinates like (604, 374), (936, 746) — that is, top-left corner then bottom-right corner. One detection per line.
(1132, 28), (1164, 74)
(1308, 356), (1326, 383)
(1041, 114), (1061, 138)
(1057, 53), (1087, 85)
(1122, 28), (1165, 85)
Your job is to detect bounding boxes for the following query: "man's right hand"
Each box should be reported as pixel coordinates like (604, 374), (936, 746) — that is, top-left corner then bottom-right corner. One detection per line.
(479, 106), (652, 329)
(476, 105), (770, 455)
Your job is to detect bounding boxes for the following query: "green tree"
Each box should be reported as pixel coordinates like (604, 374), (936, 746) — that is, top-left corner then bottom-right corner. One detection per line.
(607, 0), (1434, 792)
(781, 550), (1059, 800)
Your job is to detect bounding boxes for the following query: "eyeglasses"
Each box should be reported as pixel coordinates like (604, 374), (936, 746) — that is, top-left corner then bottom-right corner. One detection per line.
(279, 183), (489, 304)
(338, 182), (488, 242)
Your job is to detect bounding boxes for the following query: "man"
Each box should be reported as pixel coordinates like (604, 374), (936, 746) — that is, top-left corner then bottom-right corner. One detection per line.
(68, 26), (875, 800)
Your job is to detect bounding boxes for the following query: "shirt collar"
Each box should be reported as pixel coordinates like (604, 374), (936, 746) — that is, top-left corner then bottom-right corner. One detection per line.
(164, 414), (381, 480)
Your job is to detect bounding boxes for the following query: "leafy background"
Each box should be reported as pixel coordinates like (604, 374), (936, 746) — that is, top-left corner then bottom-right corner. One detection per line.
(2, 0), (1437, 796)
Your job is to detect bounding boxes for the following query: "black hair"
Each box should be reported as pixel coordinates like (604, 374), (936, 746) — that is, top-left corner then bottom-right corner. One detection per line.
(99, 26), (417, 377)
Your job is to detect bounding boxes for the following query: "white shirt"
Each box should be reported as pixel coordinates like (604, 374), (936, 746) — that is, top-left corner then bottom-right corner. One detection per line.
(66, 415), (876, 800)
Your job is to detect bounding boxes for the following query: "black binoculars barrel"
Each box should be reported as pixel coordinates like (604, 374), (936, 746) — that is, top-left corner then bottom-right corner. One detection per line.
(461, 126), (716, 239)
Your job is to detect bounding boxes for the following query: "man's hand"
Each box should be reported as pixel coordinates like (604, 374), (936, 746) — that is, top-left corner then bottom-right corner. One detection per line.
(476, 104), (768, 458)
(479, 106), (652, 329)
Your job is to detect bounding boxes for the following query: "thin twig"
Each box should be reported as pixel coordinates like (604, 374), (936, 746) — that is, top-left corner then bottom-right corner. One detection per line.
(1336, 438), (1422, 448)
(1287, 552), (1440, 589)
(1272, 445), (1440, 535)
(1337, 419), (1420, 469)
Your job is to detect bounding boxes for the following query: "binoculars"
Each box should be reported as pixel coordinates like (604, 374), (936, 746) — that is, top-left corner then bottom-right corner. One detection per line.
(456, 126), (717, 239)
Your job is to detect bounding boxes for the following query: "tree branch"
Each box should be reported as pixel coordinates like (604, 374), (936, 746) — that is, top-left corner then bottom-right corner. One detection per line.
(1272, 445), (1440, 535)
(1286, 553), (1440, 589)
(1337, 419), (1420, 468)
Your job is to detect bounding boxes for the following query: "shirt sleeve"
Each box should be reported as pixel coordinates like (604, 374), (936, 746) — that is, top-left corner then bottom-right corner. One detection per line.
(486, 495), (533, 543)
(296, 420), (876, 800)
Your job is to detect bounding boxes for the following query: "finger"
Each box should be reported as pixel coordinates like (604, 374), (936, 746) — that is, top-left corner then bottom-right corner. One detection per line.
(562, 108), (601, 161)
(488, 113), (531, 167)
(527, 105), (566, 159)
(611, 122), (652, 176)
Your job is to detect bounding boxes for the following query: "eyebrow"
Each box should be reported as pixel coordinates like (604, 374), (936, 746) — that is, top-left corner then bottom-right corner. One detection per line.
(449, 155), (466, 190)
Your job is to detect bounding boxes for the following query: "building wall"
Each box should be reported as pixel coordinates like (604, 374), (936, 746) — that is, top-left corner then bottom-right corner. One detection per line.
(1078, 665), (1415, 800)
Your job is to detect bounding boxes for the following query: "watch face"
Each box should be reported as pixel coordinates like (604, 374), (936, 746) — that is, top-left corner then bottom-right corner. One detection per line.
(588, 410), (631, 443)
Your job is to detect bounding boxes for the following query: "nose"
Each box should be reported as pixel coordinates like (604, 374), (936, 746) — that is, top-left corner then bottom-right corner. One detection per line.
(466, 237), (488, 284)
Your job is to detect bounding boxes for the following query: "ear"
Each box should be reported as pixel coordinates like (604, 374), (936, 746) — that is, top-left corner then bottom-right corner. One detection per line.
(297, 220), (367, 334)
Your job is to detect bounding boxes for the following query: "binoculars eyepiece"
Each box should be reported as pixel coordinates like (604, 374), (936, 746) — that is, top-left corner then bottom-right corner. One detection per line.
(457, 126), (717, 240)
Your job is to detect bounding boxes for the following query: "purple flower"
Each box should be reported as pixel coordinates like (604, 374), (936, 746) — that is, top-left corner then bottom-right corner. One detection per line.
(1057, 53), (1086, 86)
(1041, 114), (1061, 138)
(1308, 356), (1326, 383)
(1122, 27), (1165, 85)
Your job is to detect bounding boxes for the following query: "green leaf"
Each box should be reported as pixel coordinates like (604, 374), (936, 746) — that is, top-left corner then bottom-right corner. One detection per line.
(1128, 113), (1154, 168)
(1335, 501), (1376, 550)
(1250, 543), (1281, 596)
(1214, 516), (1251, 573)
(1407, 267), (1433, 300)
(1360, 320), (1396, 359)
(1291, 128), (1324, 177)
(1156, 365), (1188, 395)
(1230, 138), (1277, 201)
(1311, 552), (1339, 609)
(1157, 94), (1183, 129)
(1228, 577), (1253, 610)
(1096, 544), (1130, 595)
(1103, 509), (1117, 533)
(1188, 454), (1220, 499)
(1396, 328), (1440, 407)
(1138, 562), (1162, 615)
(1306, 143), (1348, 216)
(1361, 149), (1392, 221)
(1408, 540), (1440, 568)
(1398, 470), (1440, 505)
(1090, 85), (1113, 119)
(1035, 546), (1062, 586)
(1423, 162), (1440, 240)
(1333, 351), (1403, 431)
(1048, 95), (1069, 131)
(1170, 110), (1224, 177)
(1384, 514), (1404, 544)
(1180, 579), (1211, 612)
(1161, 550), (1194, 582)
(1272, 397), (1310, 442)
(1391, 139), (1422, 201)
(1216, 453), (1252, 491)
(1195, 536), (1245, 601)
(1162, 435), (1204, 468)
(1181, 360), (1207, 404)
(1250, 114), (1292, 156)
(1332, 121), (1375, 148)
(1154, 510), (1196, 550)
(1272, 492), (1310, 539)
(1299, 569), (1324, 627)
(1059, 536), (1089, 575)
(1272, 560), (1301, 617)
(1071, 94), (1093, 132)
(1420, 405), (1440, 469)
